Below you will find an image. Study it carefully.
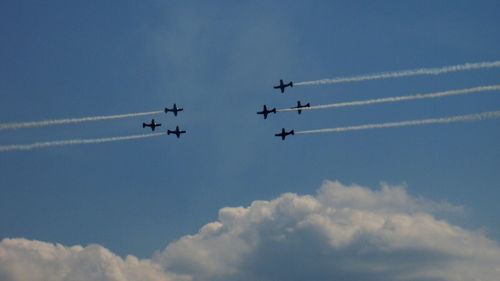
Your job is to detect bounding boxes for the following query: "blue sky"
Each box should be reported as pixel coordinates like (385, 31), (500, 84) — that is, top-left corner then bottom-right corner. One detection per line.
(1, 0), (499, 265)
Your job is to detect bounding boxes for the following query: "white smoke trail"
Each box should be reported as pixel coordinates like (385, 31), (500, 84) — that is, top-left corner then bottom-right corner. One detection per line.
(278, 85), (500, 112)
(296, 111), (500, 135)
(0, 132), (166, 152)
(0, 110), (163, 131)
(294, 61), (500, 86)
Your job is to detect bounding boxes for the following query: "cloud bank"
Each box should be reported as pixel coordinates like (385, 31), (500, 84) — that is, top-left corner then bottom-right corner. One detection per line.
(2, 181), (500, 281)
(0, 238), (186, 281)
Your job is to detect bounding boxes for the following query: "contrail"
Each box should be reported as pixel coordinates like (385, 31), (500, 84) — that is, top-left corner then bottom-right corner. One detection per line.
(294, 61), (500, 86)
(0, 110), (163, 131)
(0, 132), (166, 152)
(295, 110), (500, 135)
(278, 85), (500, 113)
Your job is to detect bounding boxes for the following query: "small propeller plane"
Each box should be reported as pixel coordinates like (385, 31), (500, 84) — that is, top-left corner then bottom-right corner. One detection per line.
(257, 105), (277, 119)
(292, 100), (311, 114)
(167, 125), (186, 138)
(142, 119), (162, 131)
(273, 79), (293, 93)
(165, 103), (183, 116)
(275, 128), (294, 140)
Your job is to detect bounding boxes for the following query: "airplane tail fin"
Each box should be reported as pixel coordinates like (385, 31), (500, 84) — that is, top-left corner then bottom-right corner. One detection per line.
(290, 81), (294, 87)
(142, 123), (146, 128)
(271, 108), (276, 114)
(291, 130), (295, 135)
(167, 130), (172, 135)
(165, 108), (170, 114)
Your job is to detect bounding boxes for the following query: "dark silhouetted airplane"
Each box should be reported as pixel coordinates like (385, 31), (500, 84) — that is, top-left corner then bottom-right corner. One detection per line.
(292, 100), (311, 114)
(273, 79), (293, 93)
(167, 126), (186, 138)
(142, 119), (161, 131)
(165, 103), (183, 116)
(275, 128), (294, 140)
(257, 105), (277, 119)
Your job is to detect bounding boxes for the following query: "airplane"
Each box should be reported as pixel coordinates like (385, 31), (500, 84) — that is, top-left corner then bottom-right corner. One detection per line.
(291, 100), (310, 114)
(142, 119), (161, 131)
(167, 125), (186, 138)
(257, 105), (277, 119)
(165, 103), (183, 116)
(275, 128), (294, 140)
(273, 79), (293, 93)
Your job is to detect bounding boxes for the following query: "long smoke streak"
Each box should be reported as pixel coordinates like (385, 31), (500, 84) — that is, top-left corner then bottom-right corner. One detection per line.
(278, 85), (500, 112)
(0, 110), (163, 131)
(294, 61), (500, 86)
(0, 132), (166, 152)
(296, 111), (500, 135)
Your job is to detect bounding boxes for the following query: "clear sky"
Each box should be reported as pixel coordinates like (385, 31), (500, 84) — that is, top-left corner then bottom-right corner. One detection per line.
(0, 1), (500, 280)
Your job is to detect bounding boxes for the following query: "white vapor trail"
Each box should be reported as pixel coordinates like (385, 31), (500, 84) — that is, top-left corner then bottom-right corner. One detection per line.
(294, 61), (500, 86)
(0, 110), (163, 131)
(0, 132), (166, 152)
(296, 111), (500, 135)
(278, 85), (500, 112)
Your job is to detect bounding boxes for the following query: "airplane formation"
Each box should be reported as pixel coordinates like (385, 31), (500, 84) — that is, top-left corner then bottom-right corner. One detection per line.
(3, 61), (499, 152)
(257, 79), (305, 140)
(150, 82), (302, 141)
(142, 103), (186, 138)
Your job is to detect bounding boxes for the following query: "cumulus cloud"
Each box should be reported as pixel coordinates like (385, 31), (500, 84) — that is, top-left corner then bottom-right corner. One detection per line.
(0, 238), (187, 281)
(156, 181), (500, 281)
(2, 181), (500, 281)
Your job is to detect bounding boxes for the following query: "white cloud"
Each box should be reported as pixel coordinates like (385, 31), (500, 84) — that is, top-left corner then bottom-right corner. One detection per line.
(0, 238), (187, 281)
(2, 181), (499, 281)
(156, 181), (500, 281)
